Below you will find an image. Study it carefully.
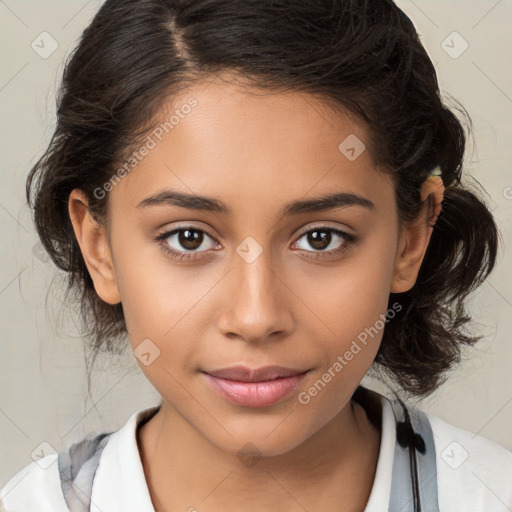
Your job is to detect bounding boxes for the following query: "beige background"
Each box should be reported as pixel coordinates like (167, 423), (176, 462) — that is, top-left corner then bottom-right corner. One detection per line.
(1, 0), (511, 486)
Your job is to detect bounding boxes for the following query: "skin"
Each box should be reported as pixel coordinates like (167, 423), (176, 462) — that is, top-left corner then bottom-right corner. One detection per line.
(69, 74), (443, 512)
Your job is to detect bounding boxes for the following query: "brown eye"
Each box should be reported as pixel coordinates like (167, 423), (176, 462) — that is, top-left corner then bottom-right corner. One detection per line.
(177, 228), (204, 250)
(295, 227), (350, 252)
(155, 225), (219, 261)
(291, 225), (358, 260)
(305, 230), (331, 251)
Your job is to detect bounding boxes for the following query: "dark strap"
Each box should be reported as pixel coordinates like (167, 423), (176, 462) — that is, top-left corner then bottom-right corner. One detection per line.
(387, 395), (440, 512)
(57, 392), (439, 512)
(351, 385), (439, 512)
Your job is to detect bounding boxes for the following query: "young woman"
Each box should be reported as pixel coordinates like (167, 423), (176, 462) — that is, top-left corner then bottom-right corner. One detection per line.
(1, 0), (511, 511)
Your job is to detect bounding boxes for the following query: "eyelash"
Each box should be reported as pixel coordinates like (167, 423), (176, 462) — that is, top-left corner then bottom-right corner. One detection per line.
(154, 224), (358, 262)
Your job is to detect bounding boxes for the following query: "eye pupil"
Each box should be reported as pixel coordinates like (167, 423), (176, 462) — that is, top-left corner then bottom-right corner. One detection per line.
(179, 229), (203, 250)
(308, 230), (330, 250)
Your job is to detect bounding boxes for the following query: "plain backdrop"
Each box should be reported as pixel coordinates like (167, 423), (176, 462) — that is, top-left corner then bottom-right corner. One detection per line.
(1, 0), (511, 487)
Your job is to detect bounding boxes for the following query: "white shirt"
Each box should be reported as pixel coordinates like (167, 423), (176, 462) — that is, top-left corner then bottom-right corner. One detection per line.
(1, 393), (512, 511)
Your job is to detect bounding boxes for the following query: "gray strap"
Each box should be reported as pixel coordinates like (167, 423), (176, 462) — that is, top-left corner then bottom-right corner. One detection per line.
(57, 432), (111, 512)
(56, 396), (437, 512)
(387, 397), (440, 512)
(57, 406), (160, 511)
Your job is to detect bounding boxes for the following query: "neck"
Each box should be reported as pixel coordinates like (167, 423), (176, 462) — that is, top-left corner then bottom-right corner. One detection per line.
(137, 392), (382, 512)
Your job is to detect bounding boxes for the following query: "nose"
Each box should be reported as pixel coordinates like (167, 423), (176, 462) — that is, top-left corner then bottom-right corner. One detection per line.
(216, 243), (294, 345)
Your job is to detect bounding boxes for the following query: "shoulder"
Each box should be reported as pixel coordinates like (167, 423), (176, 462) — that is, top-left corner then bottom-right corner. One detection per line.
(424, 410), (512, 511)
(0, 454), (69, 512)
(0, 430), (111, 512)
(0, 405), (159, 512)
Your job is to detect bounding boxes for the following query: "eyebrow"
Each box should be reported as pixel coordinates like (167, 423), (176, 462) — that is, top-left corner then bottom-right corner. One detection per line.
(136, 189), (376, 216)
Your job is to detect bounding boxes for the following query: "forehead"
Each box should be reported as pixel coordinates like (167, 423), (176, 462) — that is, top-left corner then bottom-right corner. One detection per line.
(108, 75), (393, 215)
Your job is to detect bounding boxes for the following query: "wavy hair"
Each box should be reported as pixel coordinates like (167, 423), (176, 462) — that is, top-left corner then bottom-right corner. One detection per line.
(26, 0), (499, 398)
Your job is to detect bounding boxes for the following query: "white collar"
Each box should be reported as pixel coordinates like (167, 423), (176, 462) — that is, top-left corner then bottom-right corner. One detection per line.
(363, 395), (396, 511)
(90, 405), (160, 512)
(90, 394), (395, 511)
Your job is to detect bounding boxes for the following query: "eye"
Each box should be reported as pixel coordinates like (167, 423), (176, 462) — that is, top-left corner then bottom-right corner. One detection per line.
(291, 225), (357, 260)
(155, 225), (219, 261)
(154, 223), (358, 263)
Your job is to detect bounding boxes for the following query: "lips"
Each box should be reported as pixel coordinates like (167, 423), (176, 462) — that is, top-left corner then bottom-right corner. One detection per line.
(202, 365), (311, 407)
(204, 365), (309, 383)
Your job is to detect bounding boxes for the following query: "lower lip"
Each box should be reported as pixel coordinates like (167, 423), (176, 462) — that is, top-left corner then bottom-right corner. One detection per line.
(203, 372), (309, 407)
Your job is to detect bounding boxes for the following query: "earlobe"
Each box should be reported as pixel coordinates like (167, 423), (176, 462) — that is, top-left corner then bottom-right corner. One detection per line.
(391, 175), (444, 293)
(68, 189), (121, 305)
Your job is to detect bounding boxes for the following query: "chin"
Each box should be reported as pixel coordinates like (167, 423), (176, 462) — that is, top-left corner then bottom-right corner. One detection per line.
(203, 417), (311, 460)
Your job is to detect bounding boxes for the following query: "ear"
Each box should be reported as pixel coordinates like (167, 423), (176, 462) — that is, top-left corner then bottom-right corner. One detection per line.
(391, 177), (444, 293)
(68, 188), (121, 305)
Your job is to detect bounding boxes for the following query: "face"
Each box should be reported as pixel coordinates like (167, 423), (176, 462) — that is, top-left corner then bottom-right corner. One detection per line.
(70, 74), (433, 457)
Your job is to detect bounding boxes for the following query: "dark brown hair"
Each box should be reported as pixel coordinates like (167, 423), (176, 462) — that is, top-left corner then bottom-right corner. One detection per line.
(26, 0), (499, 399)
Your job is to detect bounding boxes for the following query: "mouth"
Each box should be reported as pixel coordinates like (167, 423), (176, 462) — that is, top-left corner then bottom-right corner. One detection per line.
(202, 365), (311, 407)
(203, 365), (311, 382)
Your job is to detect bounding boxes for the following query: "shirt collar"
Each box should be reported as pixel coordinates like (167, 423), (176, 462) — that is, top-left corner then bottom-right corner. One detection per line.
(90, 391), (395, 511)
(363, 393), (396, 511)
(90, 405), (160, 512)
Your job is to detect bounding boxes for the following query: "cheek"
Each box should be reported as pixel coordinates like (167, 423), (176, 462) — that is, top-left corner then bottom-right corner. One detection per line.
(114, 260), (206, 397)
(109, 227), (201, 357)
(300, 229), (399, 392)
(112, 244), (237, 402)
(306, 231), (397, 336)
(118, 264), (207, 351)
